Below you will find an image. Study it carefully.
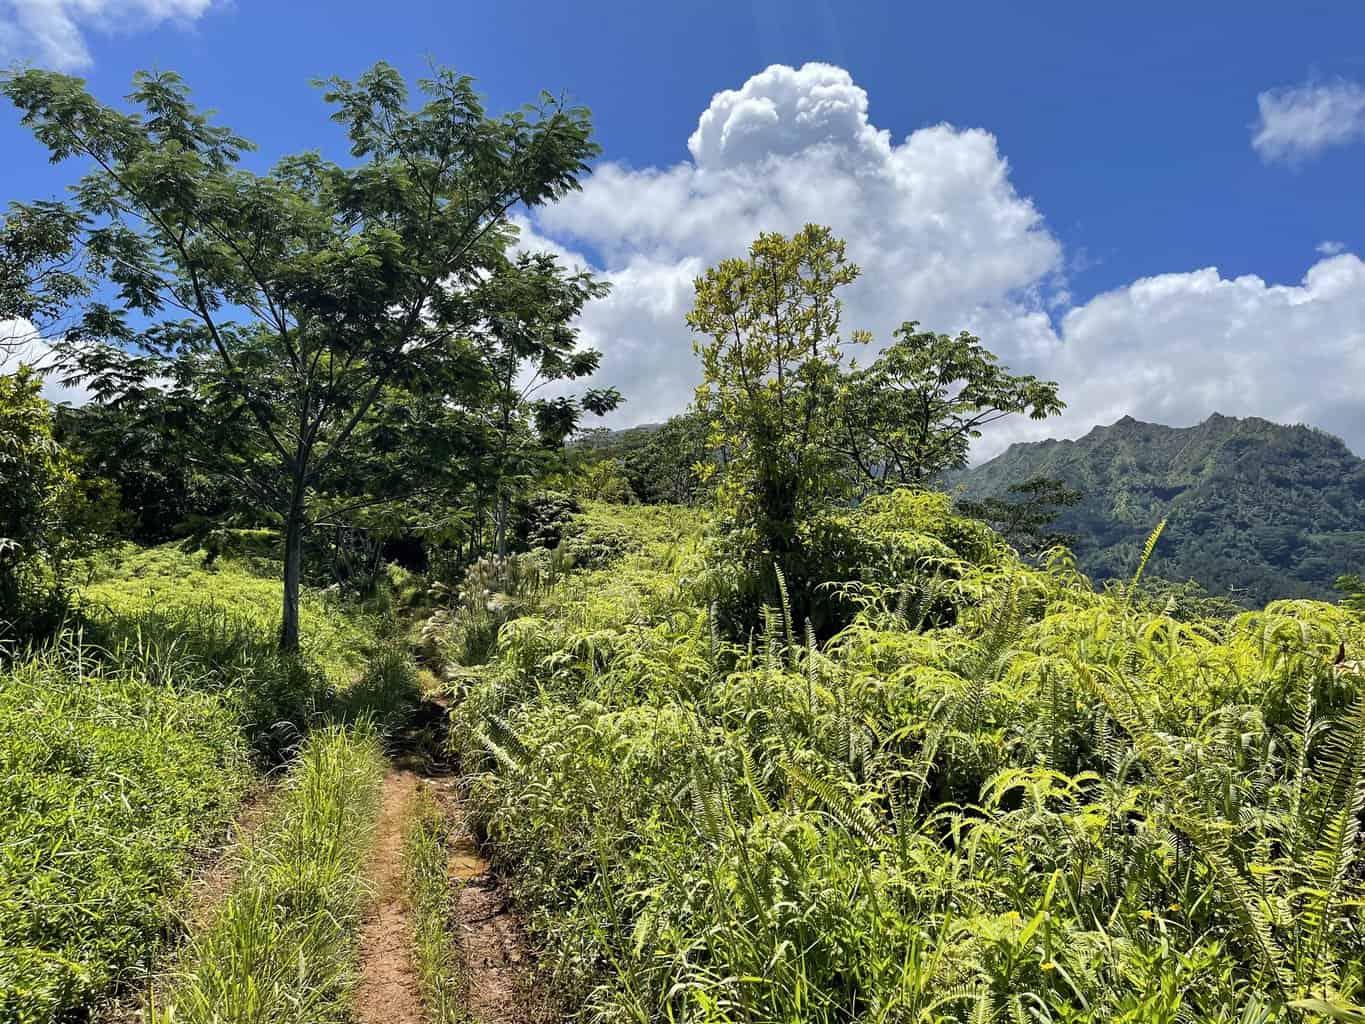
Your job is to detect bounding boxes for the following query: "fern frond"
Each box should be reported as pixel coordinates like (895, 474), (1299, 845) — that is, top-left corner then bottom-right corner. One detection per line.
(1124, 517), (1167, 608)
(782, 760), (890, 852)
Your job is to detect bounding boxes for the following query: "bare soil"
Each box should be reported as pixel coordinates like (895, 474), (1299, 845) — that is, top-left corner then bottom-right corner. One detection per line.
(354, 770), (426, 1024)
(435, 778), (553, 1024)
(183, 784), (275, 930)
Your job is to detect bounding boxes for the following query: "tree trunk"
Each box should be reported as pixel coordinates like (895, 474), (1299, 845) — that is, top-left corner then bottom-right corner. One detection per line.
(495, 488), (508, 561)
(280, 501), (304, 653)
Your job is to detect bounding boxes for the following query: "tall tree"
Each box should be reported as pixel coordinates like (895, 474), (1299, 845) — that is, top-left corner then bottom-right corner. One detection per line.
(834, 323), (1064, 488)
(688, 224), (862, 554)
(4, 63), (601, 650)
(0, 201), (88, 356)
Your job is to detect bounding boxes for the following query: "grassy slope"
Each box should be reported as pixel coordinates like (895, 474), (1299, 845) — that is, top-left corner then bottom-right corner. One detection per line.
(449, 496), (1365, 1023)
(0, 544), (381, 1022)
(83, 544), (375, 685)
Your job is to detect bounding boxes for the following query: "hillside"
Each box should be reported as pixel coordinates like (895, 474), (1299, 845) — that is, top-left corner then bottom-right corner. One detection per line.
(951, 413), (1365, 604)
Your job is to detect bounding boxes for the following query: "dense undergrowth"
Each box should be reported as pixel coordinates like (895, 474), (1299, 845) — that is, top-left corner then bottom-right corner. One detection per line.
(0, 545), (389, 1022)
(447, 494), (1365, 1023)
(0, 638), (250, 1022)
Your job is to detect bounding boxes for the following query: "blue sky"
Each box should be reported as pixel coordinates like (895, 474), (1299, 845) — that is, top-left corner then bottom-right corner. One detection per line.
(3, 1), (1364, 455)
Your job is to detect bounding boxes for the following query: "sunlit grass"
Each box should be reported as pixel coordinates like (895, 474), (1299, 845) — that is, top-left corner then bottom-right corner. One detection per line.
(0, 638), (250, 1021)
(402, 787), (469, 1024)
(83, 544), (377, 686)
(145, 725), (385, 1024)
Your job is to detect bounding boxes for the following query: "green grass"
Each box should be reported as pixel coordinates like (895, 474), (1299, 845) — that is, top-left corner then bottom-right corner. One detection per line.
(0, 542), (393, 1022)
(146, 725), (385, 1024)
(84, 544), (377, 686)
(0, 640), (251, 1023)
(402, 787), (468, 1024)
(449, 493), (1365, 1023)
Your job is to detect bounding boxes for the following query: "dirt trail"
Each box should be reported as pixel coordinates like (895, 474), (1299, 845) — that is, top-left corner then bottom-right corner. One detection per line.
(433, 778), (551, 1024)
(354, 770), (426, 1024)
(354, 681), (548, 1024)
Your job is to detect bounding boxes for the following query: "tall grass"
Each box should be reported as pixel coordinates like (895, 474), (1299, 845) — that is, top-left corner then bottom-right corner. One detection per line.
(84, 543), (379, 687)
(402, 787), (469, 1024)
(0, 636), (250, 1022)
(449, 494), (1365, 1023)
(146, 725), (385, 1024)
(0, 543), (392, 1022)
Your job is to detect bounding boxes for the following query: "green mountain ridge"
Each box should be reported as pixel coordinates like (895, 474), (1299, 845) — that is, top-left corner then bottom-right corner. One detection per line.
(950, 413), (1365, 604)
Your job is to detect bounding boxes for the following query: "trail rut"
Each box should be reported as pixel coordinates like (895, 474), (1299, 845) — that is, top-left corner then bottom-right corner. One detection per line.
(434, 778), (551, 1024)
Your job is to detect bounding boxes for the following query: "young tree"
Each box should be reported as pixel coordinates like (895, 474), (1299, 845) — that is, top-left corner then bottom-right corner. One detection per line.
(834, 323), (1064, 488)
(4, 63), (601, 650)
(688, 224), (863, 554)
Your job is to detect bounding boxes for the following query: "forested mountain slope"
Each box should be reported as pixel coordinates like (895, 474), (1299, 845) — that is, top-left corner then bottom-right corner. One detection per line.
(951, 414), (1365, 603)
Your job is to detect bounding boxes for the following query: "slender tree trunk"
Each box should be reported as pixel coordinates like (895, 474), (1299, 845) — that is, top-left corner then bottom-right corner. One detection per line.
(495, 487), (508, 561)
(280, 498), (304, 654)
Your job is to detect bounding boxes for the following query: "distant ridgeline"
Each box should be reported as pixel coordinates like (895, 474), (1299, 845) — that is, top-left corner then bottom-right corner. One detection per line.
(948, 414), (1365, 605)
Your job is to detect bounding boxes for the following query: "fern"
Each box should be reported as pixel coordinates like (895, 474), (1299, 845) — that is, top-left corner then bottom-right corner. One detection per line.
(1301, 694), (1365, 980)
(782, 760), (890, 852)
(1123, 517), (1167, 610)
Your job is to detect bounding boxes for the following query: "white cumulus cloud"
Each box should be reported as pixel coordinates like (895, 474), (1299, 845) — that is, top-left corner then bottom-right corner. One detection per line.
(1252, 78), (1365, 163)
(524, 62), (1365, 459)
(0, 0), (215, 70)
(1016, 254), (1365, 457)
(533, 62), (1063, 432)
(0, 318), (89, 404)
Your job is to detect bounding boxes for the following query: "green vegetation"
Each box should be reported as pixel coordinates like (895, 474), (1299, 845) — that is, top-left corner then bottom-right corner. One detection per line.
(146, 725), (385, 1024)
(0, 367), (117, 641)
(0, 638), (250, 1022)
(449, 497), (1365, 1023)
(0, 542), (391, 1021)
(3, 45), (1362, 1023)
(84, 544), (376, 689)
(950, 413), (1365, 605)
(2, 60), (608, 650)
(403, 787), (468, 1024)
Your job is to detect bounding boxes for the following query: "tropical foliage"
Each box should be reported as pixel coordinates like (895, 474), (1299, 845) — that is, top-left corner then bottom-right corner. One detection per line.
(448, 498), (1365, 1023)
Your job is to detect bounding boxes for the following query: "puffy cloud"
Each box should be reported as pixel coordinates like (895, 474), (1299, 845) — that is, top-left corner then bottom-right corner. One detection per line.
(1010, 254), (1365, 458)
(524, 62), (1365, 460)
(1252, 78), (1365, 163)
(0, 0), (215, 70)
(533, 62), (1062, 429)
(0, 318), (89, 404)
(686, 62), (889, 170)
(1317, 240), (1346, 256)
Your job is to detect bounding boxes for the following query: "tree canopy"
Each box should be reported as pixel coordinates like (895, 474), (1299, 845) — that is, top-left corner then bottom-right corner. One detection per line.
(3, 62), (606, 649)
